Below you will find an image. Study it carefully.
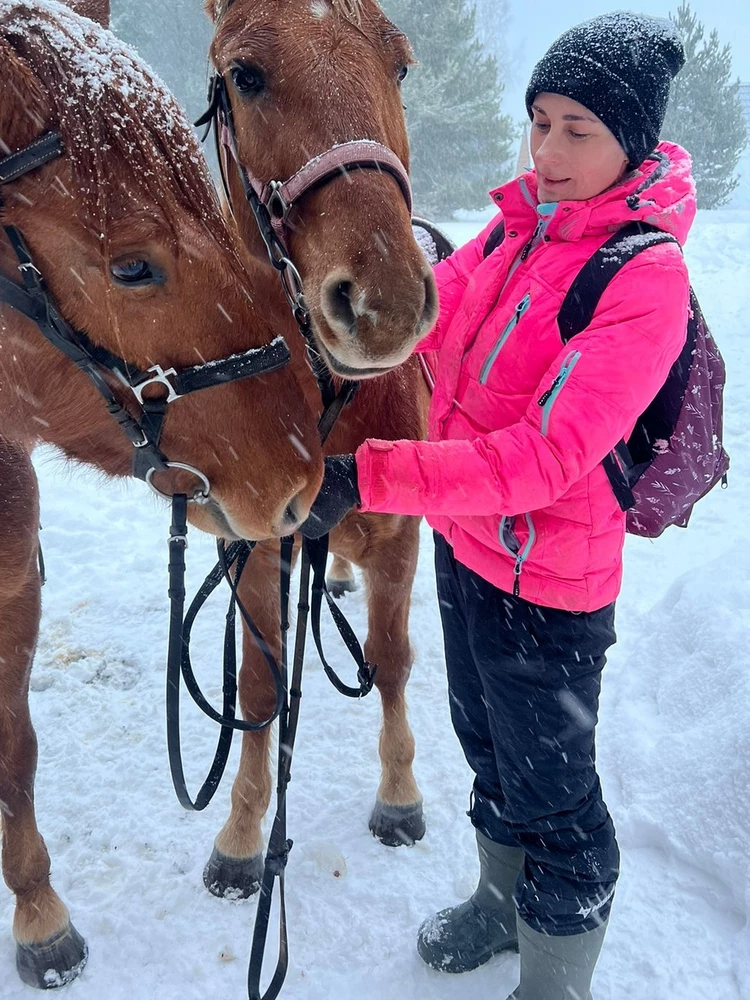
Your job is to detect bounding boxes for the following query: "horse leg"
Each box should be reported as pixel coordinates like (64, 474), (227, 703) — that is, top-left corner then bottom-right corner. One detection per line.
(0, 447), (87, 988)
(340, 514), (425, 847)
(327, 554), (357, 599)
(204, 541), (283, 898)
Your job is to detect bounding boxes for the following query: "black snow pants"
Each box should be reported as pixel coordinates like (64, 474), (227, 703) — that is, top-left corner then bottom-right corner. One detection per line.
(434, 532), (620, 936)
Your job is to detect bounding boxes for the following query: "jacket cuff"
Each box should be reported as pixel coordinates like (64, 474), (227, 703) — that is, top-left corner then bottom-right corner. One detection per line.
(356, 438), (433, 515)
(356, 439), (395, 512)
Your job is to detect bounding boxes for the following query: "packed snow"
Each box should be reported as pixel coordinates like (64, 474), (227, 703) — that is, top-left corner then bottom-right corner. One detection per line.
(0, 210), (748, 1000)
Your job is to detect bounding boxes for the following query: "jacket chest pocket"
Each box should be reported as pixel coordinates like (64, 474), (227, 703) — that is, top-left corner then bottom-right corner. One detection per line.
(477, 293), (532, 385)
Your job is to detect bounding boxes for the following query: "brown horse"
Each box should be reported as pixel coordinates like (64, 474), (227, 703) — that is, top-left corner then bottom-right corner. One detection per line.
(0, 0), (324, 987)
(202, 0), (440, 897)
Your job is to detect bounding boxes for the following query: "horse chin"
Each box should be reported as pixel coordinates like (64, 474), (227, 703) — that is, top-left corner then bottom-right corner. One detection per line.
(316, 339), (405, 382)
(190, 494), (311, 542)
(188, 502), (244, 541)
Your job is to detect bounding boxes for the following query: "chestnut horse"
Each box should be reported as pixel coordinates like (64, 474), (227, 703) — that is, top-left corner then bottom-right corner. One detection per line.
(0, 0), (323, 987)
(201, 0), (440, 898)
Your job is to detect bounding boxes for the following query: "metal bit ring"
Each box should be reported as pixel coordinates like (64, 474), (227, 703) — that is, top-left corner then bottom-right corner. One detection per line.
(145, 463), (211, 505)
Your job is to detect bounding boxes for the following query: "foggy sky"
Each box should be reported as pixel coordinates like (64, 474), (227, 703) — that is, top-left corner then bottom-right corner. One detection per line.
(495, 0), (750, 118)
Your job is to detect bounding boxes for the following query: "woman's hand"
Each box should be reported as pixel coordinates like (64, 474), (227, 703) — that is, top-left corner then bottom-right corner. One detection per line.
(298, 455), (361, 539)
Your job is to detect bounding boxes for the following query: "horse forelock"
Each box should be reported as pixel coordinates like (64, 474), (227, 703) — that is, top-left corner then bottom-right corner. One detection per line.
(219, 0), (366, 27)
(0, 0), (233, 254)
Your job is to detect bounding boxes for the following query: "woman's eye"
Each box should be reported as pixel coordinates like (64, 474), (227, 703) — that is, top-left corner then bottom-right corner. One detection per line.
(111, 260), (157, 286)
(570, 132), (591, 140)
(398, 65), (409, 84)
(230, 64), (266, 96)
(533, 122), (550, 132)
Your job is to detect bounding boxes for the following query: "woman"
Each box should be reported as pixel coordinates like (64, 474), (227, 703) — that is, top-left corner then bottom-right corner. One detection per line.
(301, 12), (693, 998)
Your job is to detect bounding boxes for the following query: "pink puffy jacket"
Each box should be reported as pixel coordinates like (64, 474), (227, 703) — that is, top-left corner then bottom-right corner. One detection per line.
(356, 143), (696, 612)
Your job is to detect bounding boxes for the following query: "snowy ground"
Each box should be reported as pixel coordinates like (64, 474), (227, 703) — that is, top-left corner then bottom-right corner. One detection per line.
(1, 212), (748, 1000)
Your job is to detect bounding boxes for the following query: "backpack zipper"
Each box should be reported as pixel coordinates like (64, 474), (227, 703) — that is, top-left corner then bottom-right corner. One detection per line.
(479, 293), (532, 385)
(498, 513), (537, 597)
(538, 350), (582, 436)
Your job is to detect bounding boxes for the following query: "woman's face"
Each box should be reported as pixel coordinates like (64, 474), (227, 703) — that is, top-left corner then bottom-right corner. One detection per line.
(529, 92), (630, 203)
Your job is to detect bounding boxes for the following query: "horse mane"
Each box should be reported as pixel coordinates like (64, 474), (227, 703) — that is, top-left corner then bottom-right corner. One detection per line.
(0, 0), (233, 254)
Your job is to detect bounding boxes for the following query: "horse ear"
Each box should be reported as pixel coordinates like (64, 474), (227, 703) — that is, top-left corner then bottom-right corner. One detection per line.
(203, 0), (227, 22)
(62, 1), (110, 29)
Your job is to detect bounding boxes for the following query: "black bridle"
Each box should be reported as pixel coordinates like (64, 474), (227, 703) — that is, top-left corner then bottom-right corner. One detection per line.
(0, 132), (293, 497)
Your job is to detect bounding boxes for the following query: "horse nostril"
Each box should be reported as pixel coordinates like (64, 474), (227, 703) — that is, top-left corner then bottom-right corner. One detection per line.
(277, 490), (308, 535)
(321, 278), (357, 335)
(282, 499), (300, 530)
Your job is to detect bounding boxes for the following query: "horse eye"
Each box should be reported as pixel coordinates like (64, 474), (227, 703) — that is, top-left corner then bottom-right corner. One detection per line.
(398, 65), (409, 84)
(111, 260), (158, 286)
(230, 63), (266, 96)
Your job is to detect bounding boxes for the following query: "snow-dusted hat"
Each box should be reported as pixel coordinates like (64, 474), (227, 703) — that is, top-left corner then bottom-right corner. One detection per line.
(525, 11), (685, 169)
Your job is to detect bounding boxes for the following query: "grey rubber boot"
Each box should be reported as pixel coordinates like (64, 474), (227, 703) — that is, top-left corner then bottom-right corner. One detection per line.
(507, 915), (609, 1000)
(417, 831), (524, 973)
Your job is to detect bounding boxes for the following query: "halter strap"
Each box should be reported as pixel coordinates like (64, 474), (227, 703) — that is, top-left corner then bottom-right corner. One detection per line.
(236, 136), (413, 230)
(0, 132), (64, 185)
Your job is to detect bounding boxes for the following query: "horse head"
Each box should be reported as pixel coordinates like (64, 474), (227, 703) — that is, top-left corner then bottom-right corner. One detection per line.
(0, 1), (323, 540)
(207, 0), (439, 379)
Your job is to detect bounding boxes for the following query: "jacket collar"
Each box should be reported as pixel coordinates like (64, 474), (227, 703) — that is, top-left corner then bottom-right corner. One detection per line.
(489, 142), (697, 247)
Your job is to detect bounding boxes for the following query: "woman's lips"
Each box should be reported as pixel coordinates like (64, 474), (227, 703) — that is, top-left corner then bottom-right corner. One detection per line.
(540, 175), (571, 187)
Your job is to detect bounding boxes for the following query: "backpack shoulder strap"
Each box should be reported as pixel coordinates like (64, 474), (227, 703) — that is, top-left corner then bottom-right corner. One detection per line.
(558, 222), (679, 343)
(482, 220), (506, 260)
(558, 222), (682, 513)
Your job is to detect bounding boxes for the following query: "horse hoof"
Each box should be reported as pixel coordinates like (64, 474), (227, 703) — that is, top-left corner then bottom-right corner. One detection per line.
(16, 922), (88, 990)
(203, 847), (264, 899)
(369, 800), (426, 847)
(327, 575), (357, 600)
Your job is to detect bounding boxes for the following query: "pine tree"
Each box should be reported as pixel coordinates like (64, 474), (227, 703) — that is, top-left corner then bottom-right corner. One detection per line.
(111, 0), (213, 123)
(663, 2), (748, 209)
(381, 0), (515, 218)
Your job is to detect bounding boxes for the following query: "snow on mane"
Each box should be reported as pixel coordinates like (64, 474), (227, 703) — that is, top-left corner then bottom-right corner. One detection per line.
(0, 0), (227, 242)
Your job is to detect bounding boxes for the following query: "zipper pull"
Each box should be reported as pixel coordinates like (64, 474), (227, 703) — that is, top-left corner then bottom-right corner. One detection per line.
(520, 221), (543, 262)
(513, 559), (523, 598)
(538, 376), (562, 407)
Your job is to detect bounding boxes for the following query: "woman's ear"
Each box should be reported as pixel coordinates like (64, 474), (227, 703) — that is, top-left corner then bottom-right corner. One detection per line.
(61, 1), (110, 29)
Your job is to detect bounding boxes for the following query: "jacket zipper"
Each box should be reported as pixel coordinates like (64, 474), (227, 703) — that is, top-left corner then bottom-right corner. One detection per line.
(478, 293), (531, 385)
(498, 513), (537, 598)
(520, 220), (543, 262)
(538, 350), (582, 436)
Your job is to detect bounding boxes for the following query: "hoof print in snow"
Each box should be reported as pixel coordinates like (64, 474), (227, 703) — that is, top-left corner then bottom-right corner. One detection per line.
(203, 847), (264, 899)
(16, 923), (88, 990)
(326, 575), (358, 599)
(369, 800), (426, 847)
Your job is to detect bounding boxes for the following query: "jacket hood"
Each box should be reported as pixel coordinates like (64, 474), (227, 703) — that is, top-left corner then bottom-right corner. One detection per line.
(491, 141), (697, 247)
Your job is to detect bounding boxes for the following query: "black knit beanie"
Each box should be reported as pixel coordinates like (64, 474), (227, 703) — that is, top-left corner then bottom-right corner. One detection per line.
(525, 11), (686, 169)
